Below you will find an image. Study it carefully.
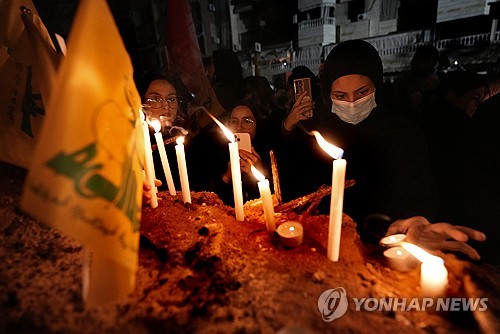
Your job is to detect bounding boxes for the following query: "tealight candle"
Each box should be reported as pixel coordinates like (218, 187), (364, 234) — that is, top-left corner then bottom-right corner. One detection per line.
(420, 260), (448, 297)
(383, 246), (419, 272)
(380, 234), (406, 247)
(251, 166), (276, 233)
(277, 222), (303, 248)
(312, 131), (345, 262)
(150, 120), (176, 196)
(140, 110), (157, 208)
(175, 136), (191, 203)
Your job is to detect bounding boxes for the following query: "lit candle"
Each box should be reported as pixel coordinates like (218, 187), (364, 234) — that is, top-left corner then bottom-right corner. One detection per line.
(150, 119), (176, 196)
(175, 136), (191, 204)
(251, 165), (276, 233)
(140, 110), (157, 208)
(380, 234), (406, 247)
(277, 222), (303, 248)
(383, 246), (418, 272)
(312, 131), (345, 262)
(401, 242), (448, 297)
(206, 112), (244, 221)
(420, 260), (448, 297)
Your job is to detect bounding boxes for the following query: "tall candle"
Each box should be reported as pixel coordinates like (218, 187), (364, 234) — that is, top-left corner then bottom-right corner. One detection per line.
(150, 120), (176, 196)
(175, 136), (191, 204)
(229, 141), (245, 221)
(140, 110), (157, 208)
(329, 158), (346, 261)
(205, 111), (244, 221)
(420, 260), (448, 297)
(311, 131), (345, 262)
(251, 165), (276, 232)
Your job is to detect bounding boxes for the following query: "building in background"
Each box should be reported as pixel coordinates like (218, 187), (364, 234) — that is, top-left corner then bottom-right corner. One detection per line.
(32, 0), (500, 90)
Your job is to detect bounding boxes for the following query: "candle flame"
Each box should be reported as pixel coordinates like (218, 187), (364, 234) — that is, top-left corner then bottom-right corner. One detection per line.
(176, 136), (185, 145)
(289, 226), (295, 232)
(206, 111), (235, 142)
(396, 249), (403, 256)
(251, 165), (266, 182)
(389, 236), (396, 242)
(150, 119), (161, 133)
(311, 131), (344, 159)
(401, 242), (443, 264)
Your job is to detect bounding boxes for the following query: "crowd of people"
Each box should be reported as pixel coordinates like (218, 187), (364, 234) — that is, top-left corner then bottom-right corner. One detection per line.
(141, 40), (498, 264)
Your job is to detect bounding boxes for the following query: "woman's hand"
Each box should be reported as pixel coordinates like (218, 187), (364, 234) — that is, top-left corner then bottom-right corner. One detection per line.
(239, 148), (262, 175)
(387, 216), (487, 260)
(283, 91), (314, 131)
(142, 179), (162, 206)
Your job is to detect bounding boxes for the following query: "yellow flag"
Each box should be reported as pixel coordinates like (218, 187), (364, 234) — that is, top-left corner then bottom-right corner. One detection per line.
(21, 0), (143, 307)
(0, 0), (56, 168)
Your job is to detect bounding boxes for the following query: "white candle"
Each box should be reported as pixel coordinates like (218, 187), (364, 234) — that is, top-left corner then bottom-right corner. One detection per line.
(175, 136), (191, 203)
(420, 260), (448, 297)
(140, 110), (157, 208)
(380, 234), (406, 247)
(311, 131), (345, 261)
(400, 242), (448, 297)
(229, 141), (245, 221)
(328, 158), (346, 261)
(251, 166), (275, 232)
(277, 222), (303, 248)
(311, 131), (346, 262)
(150, 120), (176, 196)
(205, 111), (245, 221)
(383, 246), (418, 272)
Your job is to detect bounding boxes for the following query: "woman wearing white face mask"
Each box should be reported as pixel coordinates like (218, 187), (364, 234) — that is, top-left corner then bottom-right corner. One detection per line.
(281, 40), (486, 261)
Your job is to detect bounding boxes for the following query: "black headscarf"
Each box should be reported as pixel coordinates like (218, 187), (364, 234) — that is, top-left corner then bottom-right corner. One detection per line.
(321, 40), (384, 109)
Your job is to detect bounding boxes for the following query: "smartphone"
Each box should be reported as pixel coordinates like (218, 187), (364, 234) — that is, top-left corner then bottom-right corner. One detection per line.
(234, 132), (252, 152)
(293, 77), (314, 117)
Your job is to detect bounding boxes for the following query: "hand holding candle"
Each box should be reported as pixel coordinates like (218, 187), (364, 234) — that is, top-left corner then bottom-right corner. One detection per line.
(312, 131), (345, 262)
(140, 110), (157, 208)
(175, 136), (191, 204)
(150, 119), (176, 196)
(251, 165), (275, 233)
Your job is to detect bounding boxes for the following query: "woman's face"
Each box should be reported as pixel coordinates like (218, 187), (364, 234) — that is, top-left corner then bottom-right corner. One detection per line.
(330, 74), (375, 103)
(228, 106), (257, 139)
(144, 79), (179, 126)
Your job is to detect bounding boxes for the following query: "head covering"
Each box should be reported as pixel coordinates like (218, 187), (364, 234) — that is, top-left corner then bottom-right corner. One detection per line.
(321, 40), (384, 107)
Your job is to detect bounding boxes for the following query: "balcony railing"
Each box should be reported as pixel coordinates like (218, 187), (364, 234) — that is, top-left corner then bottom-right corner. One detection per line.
(298, 17), (335, 30)
(258, 31), (500, 81)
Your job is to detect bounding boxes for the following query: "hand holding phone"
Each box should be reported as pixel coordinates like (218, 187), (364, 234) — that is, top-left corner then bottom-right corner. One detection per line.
(234, 132), (252, 152)
(293, 78), (314, 117)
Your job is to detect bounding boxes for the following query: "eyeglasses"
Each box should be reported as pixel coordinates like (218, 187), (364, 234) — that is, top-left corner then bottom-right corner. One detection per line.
(228, 117), (256, 129)
(145, 96), (179, 109)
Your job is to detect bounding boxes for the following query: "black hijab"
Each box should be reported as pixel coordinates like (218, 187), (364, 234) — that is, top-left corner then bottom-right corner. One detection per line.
(320, 40), (384, 110)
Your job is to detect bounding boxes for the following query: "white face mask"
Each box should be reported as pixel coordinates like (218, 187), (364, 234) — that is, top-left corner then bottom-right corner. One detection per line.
(331, 92), (377, 124)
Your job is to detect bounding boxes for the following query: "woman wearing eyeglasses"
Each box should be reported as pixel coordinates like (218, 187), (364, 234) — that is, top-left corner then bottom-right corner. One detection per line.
(214, 105), (271, 205)
(141, 75), (192, 195)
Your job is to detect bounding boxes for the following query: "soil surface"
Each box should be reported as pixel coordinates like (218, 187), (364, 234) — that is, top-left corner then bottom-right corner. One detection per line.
(1, 161), (498, 333)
